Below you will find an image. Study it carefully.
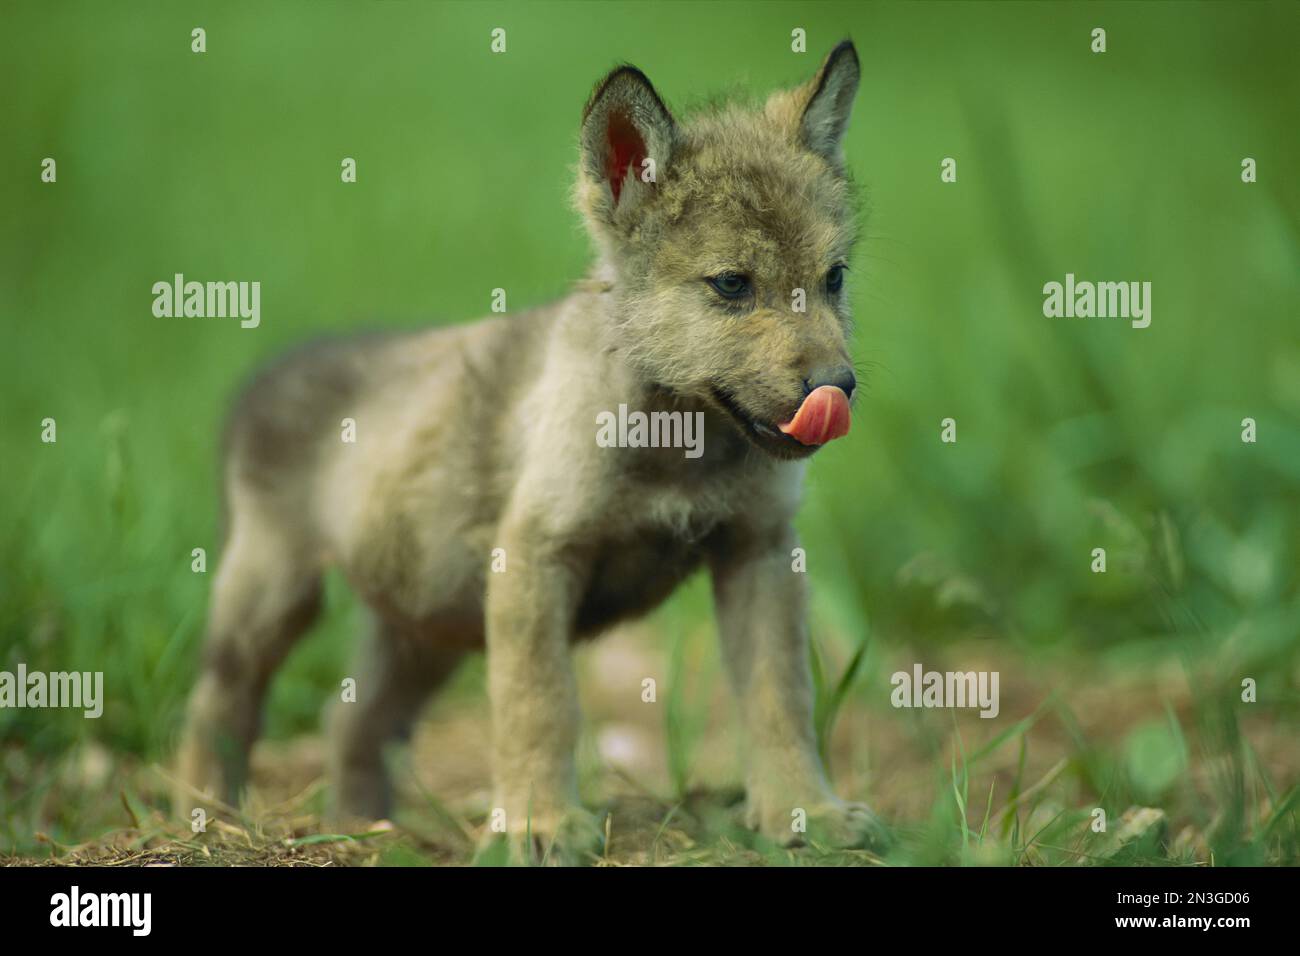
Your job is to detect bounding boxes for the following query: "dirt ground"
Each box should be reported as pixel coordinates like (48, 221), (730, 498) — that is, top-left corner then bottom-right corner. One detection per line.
(4, 625), (1295, 866)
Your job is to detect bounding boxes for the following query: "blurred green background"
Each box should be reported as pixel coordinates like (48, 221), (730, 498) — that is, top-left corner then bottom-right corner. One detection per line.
(2, 1), (1297, 863)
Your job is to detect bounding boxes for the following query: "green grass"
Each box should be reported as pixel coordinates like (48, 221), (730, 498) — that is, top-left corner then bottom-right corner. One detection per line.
(2, 0), (1299, 864)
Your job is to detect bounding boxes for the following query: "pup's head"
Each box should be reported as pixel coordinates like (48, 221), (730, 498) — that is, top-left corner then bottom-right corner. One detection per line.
(577, 41), (861, 460)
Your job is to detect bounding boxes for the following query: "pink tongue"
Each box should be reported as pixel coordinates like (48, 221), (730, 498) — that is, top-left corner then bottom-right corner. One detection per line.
(778, 385), (851, 446)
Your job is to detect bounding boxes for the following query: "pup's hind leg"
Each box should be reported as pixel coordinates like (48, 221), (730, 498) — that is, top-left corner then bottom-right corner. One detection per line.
(328, 618), (463, 820)
(175, 506), (321, 815)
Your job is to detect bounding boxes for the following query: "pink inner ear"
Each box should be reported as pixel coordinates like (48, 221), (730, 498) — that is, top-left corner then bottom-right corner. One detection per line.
(605, 110), (647, 204)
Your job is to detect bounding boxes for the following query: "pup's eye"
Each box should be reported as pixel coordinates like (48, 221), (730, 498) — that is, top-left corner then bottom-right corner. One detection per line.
(826, 265), (846, 294)
(707, 273), (751, 299)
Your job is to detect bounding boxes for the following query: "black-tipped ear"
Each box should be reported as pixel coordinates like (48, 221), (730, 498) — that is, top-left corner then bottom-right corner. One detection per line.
(800, 40), (860, 167)
(580, 66), (676, 216)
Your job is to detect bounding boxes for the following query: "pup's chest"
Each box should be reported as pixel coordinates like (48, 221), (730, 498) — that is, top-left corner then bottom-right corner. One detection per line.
(573, 525), (708, 639)
(572, 485), (728, 637)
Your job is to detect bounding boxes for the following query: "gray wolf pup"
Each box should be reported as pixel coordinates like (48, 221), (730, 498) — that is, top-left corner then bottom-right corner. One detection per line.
(176, 40), (884, 862)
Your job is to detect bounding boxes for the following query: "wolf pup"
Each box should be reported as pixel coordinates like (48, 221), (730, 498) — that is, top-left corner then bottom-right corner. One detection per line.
(176, 40), (884, 861)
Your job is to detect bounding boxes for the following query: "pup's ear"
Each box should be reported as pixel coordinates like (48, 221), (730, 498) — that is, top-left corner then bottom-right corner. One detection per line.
(579, 65), (676, 229)
(796, 40), (860, 168)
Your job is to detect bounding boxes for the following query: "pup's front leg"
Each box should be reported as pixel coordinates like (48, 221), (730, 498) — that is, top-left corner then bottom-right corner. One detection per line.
(710, 523), (888, 851)
(483, 526), (601, 864)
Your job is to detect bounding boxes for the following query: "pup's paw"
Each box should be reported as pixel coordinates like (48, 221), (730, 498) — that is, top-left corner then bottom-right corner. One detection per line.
(477, 806), (605, 866)
(802, 800), (891, 852)
(751, 796), (890, 852)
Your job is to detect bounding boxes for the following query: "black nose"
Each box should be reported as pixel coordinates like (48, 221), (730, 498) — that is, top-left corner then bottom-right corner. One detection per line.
(805, 366), (856, 400)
